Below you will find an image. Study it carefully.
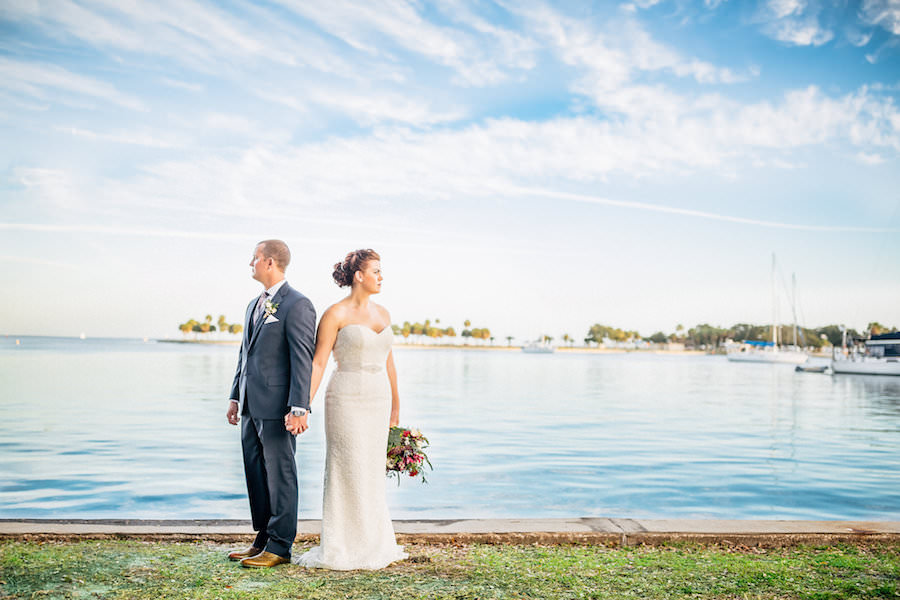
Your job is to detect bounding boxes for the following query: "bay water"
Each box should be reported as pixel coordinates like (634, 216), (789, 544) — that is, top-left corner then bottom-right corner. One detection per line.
(1, 336), (897, 520)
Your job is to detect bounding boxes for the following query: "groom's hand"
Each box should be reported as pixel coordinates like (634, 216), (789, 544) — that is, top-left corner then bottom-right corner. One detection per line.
(226, 401), (239, 426)
(285, 412), (308, 435)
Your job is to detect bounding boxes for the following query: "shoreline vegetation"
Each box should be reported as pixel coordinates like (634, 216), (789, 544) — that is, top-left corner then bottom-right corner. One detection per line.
(2, 539), (897, 599)
(170, 315), (896, 353)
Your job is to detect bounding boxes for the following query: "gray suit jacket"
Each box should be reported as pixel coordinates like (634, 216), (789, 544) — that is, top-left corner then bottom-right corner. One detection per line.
(230, 282), (316, 419)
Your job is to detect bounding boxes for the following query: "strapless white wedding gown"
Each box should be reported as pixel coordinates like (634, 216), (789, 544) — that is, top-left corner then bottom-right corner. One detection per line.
(296, 324), (407, 570)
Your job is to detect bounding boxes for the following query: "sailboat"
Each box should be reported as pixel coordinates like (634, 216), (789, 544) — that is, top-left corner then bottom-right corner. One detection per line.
(727, 254), (808, 365)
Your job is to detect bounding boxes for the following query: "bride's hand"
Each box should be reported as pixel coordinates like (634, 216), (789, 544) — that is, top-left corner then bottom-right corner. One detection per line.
(389, 409), (399, 428)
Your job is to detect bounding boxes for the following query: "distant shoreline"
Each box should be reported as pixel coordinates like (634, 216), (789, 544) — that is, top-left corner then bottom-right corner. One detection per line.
(157, 339), (240, 345)
(392, 343), (708, 355)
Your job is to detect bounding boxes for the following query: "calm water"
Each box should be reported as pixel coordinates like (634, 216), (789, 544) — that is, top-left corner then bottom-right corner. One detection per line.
(1, 336), (898, 521)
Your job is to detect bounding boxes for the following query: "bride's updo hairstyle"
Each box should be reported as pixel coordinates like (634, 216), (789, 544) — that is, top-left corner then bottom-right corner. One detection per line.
(332, 248), (381, 288)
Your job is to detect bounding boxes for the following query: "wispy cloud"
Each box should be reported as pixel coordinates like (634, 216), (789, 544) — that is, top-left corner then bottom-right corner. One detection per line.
(56, 126), (183, 148)
(860, 0), (900, 35)
(159, 77), (204, 93)
(495, 184), (900, 232)
(12, 80), (897, 235)
(856, 151), (886, 165)
(273, 0), (533, 85)
(0, 254), (78, 269)
(0, 56), (145, 110)
(516, 2), (751, 89)
(0, 222), (251, 241)
(757, 0), (835, 46)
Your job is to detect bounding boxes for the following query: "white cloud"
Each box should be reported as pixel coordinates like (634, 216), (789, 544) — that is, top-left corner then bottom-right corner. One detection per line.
(0, 0), (345, 75)
(846, 29), (874, 47)
(0, 56), (145, 110)
(860, 0), (900, 35)
(16, 83), (895, 231)
(754, 0), (835, 47)
(766, 18), (834, 45)
(160, 77), (204, 93)
(856, 151), (886, 165)
(621, 0), (665, 11)
(768, 0), (807, 19)
(272, 0), (529, 86)
(517, 4), (749, 87)
(57, 126), (183, 148)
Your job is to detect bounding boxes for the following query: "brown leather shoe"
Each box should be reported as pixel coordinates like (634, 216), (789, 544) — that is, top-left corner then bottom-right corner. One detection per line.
(240, 551), (290, 568)
(227, 546), (262, 561)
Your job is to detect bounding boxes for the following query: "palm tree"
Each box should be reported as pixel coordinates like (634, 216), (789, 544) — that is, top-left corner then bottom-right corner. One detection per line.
(187, 319), (199, 340)
(506, 335), (514, 347)
(229, 323), (243, 336)
(562, 333), (571, 346)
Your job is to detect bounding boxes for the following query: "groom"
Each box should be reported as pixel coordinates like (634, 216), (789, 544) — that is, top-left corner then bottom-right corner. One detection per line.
(226, 239), (316, 567)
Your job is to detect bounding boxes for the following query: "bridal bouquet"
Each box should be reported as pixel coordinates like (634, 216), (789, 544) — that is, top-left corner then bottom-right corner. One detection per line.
(386, 427), (432, 484)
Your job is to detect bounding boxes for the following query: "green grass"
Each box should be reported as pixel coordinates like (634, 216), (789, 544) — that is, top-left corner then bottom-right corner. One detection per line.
(1, 539), (897, 599)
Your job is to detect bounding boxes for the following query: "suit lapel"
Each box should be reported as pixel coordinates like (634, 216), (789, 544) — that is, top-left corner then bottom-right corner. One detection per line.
(242, 299), (254, 353)
(248, 283), (290, 353)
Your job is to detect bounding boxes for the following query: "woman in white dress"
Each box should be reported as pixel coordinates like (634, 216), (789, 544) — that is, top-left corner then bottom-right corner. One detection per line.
(292, 249), (407, 570)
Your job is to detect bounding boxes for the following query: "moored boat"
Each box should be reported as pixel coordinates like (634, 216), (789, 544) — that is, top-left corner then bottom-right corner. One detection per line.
(726, 254), (808, 365)
(727, 340), (808, 364)
(522, 340), (555, 354)
(831, 332), (900, 376)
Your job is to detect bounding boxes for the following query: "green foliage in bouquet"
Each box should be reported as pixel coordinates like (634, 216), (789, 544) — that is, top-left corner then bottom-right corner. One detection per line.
(386, 426), (432, 484)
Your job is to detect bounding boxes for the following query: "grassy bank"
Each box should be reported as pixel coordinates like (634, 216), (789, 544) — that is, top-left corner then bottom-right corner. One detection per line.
(2, 539), (897, 599)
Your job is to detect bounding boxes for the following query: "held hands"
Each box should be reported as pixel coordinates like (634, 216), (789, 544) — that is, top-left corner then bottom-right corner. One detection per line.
(226, 402), (240, 425)
(389, 408), (400, 428)
(284, 412), (309, 435)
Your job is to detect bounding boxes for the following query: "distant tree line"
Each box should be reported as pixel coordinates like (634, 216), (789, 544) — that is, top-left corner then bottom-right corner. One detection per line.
(393, 319), (493, 345)
(583, 321), (896, 349)
(179, 314), (243, 338)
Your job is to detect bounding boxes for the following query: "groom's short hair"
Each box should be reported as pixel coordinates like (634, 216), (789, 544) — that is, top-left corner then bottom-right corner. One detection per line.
(258, 239), (291, 272)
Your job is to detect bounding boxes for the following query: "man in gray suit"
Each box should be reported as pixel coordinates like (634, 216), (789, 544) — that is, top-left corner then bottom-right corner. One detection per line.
(226, 239), (316, 568)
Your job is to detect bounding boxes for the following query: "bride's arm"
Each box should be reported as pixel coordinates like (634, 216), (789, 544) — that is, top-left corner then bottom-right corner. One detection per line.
(386, 350), (400, 427)
(380, 307), (400, 427)
(308, 307), (341, 408)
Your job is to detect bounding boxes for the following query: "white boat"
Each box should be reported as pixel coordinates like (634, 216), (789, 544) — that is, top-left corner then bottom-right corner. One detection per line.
(522, 340), (554, 354)
(832, 332), (900, 376)
(728, 341), (808, 364)
(727, 254), (808, 365)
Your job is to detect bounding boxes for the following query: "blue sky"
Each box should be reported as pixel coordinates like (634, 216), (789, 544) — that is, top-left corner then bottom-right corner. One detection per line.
(1, 0), (899, 341)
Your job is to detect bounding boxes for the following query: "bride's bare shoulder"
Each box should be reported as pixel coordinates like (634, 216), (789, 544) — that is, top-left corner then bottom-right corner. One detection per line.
(372, 302), (391, 322)
(320, 302), (350, 327)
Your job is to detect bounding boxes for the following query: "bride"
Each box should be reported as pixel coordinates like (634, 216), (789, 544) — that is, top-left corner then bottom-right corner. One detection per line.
(290, 248), (407, 570)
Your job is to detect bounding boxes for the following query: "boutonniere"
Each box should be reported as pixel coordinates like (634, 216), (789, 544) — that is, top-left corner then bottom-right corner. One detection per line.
(264, 300), (279, 318)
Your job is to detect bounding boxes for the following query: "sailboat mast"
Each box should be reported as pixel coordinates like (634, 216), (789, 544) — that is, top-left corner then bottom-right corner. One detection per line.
(771, 253), (777, 348)
(792, 273), (798, 347)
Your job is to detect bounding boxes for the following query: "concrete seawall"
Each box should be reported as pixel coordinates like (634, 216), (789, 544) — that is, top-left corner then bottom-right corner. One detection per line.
(2, 518), (898, 547)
